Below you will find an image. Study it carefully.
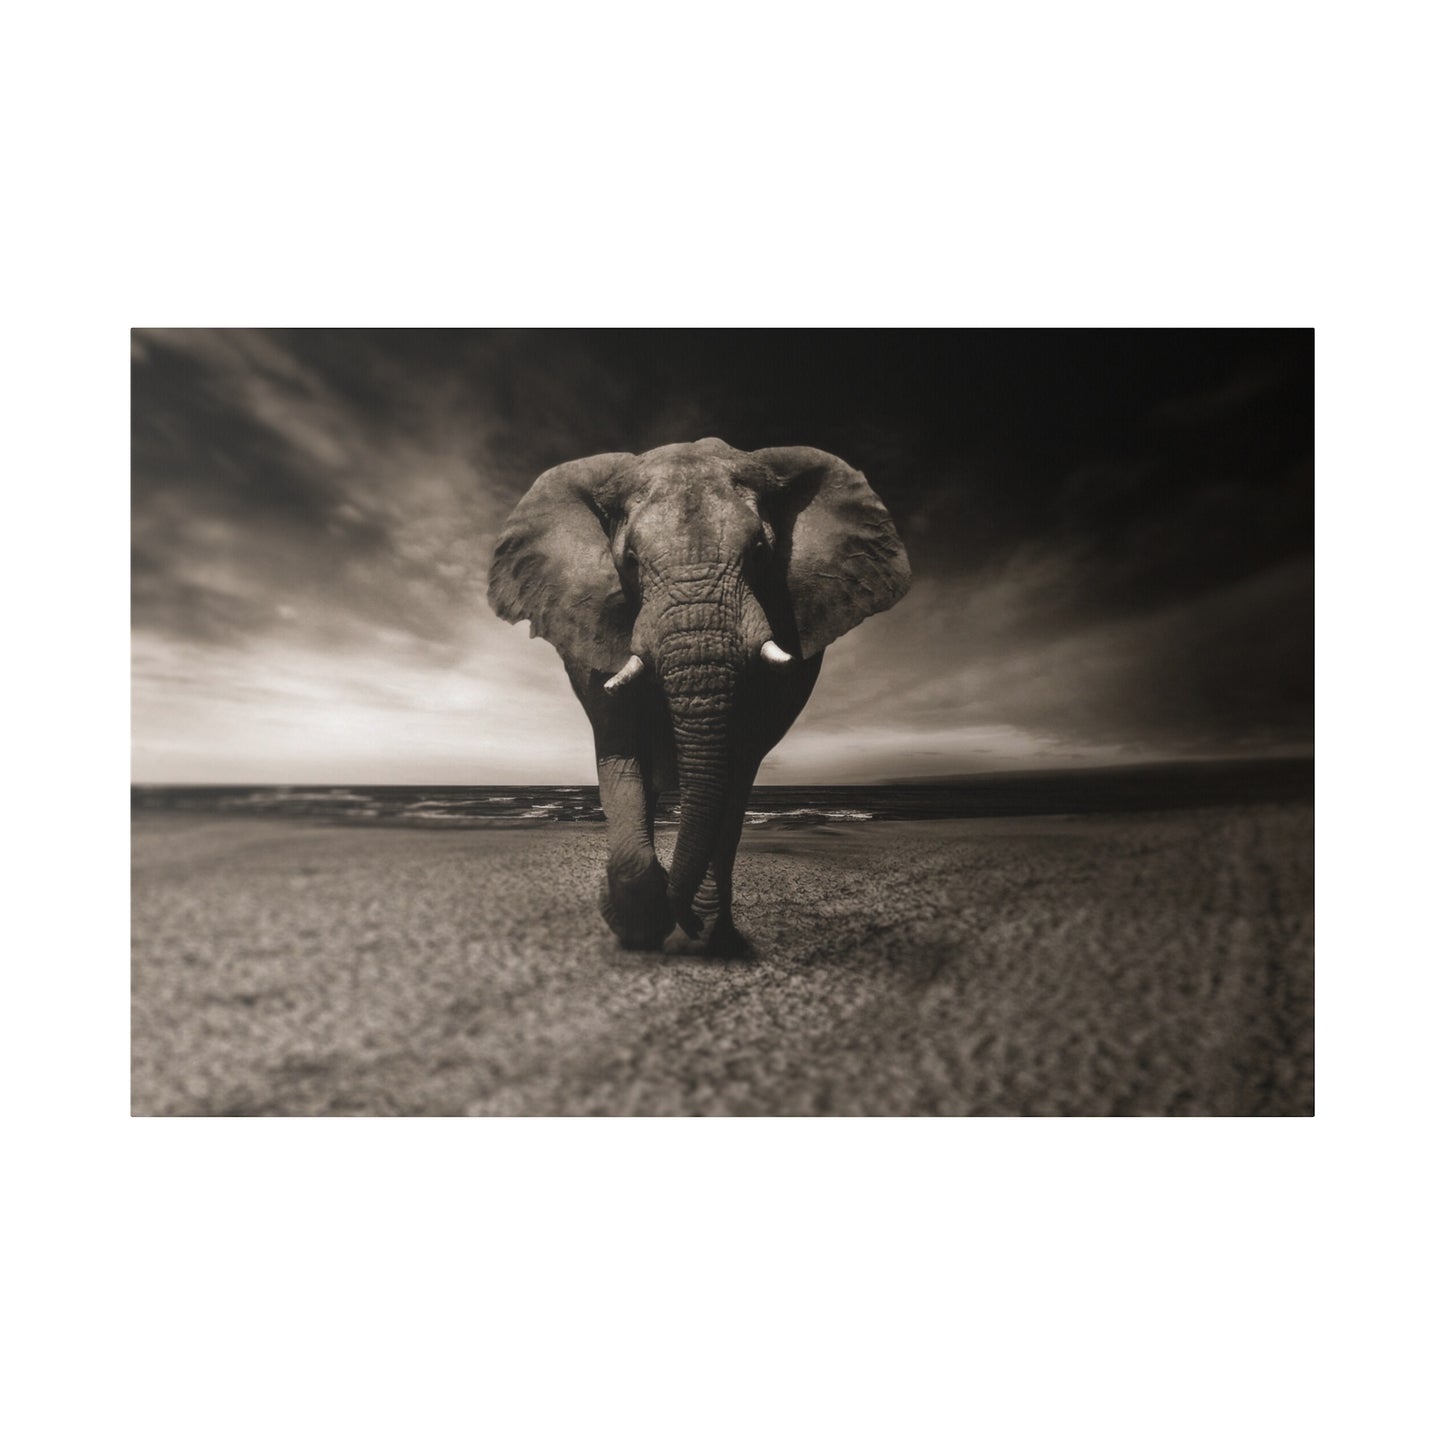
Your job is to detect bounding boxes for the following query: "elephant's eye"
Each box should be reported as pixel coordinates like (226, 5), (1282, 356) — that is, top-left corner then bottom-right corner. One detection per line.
(622, 549), (639, 574)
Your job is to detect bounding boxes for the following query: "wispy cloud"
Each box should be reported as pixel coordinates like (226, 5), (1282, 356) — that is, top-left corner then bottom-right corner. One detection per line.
(772, 554), (1313, 781)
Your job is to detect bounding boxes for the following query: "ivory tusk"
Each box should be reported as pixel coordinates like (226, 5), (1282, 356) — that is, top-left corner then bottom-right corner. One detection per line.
(760, 639), (793, 665)
(603, 654), (645, 692)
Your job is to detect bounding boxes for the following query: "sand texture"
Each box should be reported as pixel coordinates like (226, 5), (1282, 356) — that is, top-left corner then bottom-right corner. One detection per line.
(132, 806), (1313, 1116)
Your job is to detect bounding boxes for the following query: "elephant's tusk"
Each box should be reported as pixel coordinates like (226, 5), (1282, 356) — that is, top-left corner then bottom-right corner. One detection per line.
(604, 654), (646, 693)
(760, 640), (793, 665)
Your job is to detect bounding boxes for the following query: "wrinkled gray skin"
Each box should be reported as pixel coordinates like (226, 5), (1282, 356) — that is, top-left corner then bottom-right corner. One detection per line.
(488, 438), (910, 954)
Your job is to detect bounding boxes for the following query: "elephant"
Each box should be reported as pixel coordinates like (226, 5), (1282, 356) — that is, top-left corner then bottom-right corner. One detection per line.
(487, 437), (910, 954)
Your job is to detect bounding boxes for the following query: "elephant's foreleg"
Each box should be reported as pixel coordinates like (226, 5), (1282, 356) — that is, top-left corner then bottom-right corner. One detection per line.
(691, 761), (761, 957)
(595, 752), (672, 949)
(568, 660), (674, 949)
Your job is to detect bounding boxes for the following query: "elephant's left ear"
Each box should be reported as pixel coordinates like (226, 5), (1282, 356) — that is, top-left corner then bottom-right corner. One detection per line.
(751, 447), (912, 658)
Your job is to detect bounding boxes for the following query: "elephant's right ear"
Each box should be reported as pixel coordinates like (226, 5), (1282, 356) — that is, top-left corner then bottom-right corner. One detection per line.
(487, 453), (636, 671)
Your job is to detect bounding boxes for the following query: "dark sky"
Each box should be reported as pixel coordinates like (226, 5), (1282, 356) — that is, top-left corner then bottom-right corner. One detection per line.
(131, 329), (1313, 783)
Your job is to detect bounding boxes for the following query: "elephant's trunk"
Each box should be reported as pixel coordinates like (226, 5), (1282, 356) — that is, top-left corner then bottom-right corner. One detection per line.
(654, 620), (744, 938)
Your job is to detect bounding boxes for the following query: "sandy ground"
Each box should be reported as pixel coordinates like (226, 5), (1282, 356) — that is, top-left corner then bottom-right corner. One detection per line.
(131, 806), (1313, 1115)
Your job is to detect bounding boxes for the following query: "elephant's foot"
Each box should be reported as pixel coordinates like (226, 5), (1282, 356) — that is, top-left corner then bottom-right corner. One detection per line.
(600, 857), (673, 950)
(667, 884), (702, 940)
(681, 877), (753, 958)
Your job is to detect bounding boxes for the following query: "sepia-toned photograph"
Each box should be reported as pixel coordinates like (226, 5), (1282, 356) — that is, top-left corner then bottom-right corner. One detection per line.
(131, 328), (1313, 1115)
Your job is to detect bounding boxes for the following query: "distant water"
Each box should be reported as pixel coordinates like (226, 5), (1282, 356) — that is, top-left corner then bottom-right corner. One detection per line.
(132, 758), (1312, 827)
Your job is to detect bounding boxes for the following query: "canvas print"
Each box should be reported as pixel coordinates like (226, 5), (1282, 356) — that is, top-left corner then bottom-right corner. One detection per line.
(131, 329), (1313, 1115)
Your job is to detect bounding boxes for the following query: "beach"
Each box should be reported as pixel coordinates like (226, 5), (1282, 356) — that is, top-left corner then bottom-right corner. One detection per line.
(131, 805), (1313, 1115)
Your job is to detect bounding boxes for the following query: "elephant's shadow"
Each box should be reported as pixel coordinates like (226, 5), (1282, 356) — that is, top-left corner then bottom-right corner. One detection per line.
(602, 920), (758, 965)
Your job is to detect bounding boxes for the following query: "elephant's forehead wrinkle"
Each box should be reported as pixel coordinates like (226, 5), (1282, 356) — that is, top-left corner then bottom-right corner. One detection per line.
(622, 450), (768, 502)
(626, 476), (763, 561)
(630, 465), (733, 504)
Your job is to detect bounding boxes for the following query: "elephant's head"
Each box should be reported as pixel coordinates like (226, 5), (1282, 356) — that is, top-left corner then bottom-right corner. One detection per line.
(487, 438), (910, 932)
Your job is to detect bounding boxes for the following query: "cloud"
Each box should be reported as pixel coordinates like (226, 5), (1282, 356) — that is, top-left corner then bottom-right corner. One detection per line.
(767, 552), (1313, 781)
(131, 329), (571, 780)
(131, 621), (595, 784)
(132, 328), (518, 650)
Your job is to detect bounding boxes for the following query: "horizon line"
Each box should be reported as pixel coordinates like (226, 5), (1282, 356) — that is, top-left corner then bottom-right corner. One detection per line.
(131, 753), (1315, 789)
